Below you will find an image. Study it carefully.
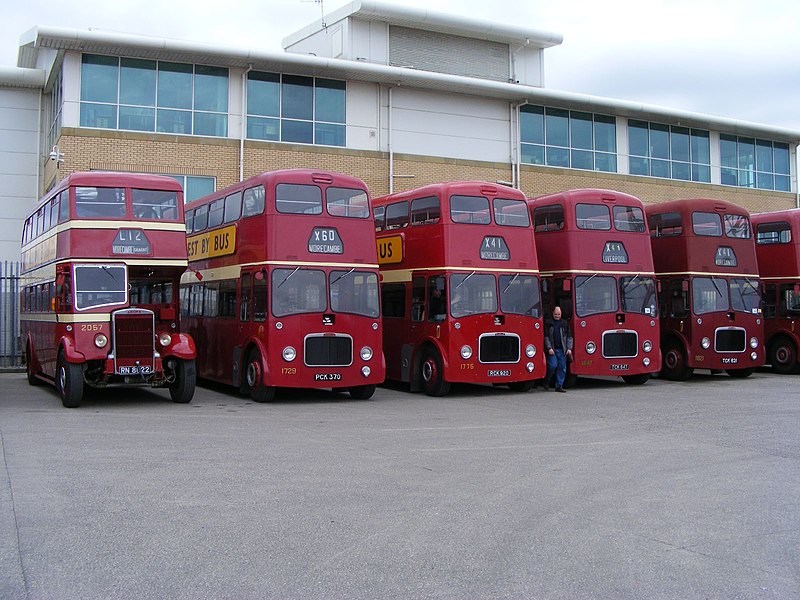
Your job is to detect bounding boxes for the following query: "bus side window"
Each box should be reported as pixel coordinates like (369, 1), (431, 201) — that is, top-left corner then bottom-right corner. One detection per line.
(763, 284), (776, 319)
(780, 283), (800, 317)
(428, 276), (447, 322)
(253, 270), (267, 322)
(669, 279), (689, 318)
(240, 272), (252, 322)
(554, 278), (572, 320)
(411, 277), (425, 322)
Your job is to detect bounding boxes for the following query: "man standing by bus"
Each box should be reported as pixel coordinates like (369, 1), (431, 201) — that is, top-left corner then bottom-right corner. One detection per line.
(544, 306), (573, 392)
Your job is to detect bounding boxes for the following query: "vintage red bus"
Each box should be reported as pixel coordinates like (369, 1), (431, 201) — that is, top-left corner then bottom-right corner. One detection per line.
(752, 209), (800, 373)
(373, 182), (545, 396)
(181, 169), (384, 401)
(21, 172), (197, 408)
(527, 189), (661, 386)
(646, 198), (763, 379)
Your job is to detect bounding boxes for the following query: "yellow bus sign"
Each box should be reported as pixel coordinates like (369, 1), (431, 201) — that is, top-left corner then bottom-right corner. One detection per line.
(377, 235), (403, 265)
(187, 225), (237, 261)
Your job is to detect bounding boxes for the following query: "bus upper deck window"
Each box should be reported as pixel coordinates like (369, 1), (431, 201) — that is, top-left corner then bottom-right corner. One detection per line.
(576, 203), (611, 230)
(75, 187), (126, 218)
(276, 183), (322, 215)
(450, 195), (490, 224)
(613, 205), (645, 232)
(411, 196), (440, 226)
(724, 214), (751, 238)
(692, 212), (722, 236)
(132, 189), (179, 220)
(533, 204), (564, 232)
(242, 185), (265, 217)
(326, 187), (370, 218)
(385, 201), (409, 230)
(493, 198), (530, 227)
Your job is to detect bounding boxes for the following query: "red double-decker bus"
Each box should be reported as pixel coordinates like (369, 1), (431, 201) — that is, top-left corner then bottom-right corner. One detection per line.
(21, 172), (197, 408)
(752, 209), (800, 373)
(646, 198), (763, 379)
(181, 169), (384, 401)
(527, 189), (661, 386)
(374, 182), (545, 396)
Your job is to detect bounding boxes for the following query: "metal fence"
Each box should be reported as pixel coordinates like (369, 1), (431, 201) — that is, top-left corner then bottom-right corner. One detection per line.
(0, 262), (22, 368)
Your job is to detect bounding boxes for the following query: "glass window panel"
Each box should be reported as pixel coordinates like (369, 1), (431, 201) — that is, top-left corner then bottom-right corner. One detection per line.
(80, 103), (117, 129)
(692, 164), (711, 183)
(738, 137), (755, 171)
(326, 187), (369, 218)
(194, 112), (227, 137)
(119, 106), (155, 132)
(671, 162), (690, 181)
(520, 105), (544, 144)
(613, 206), (645, 232)
(521, 143), (544, 165)
(157, 109), (192, 134)
(276, 183), (322, 215)
(314, 123), (345, 146)
(282, 119), (313, 144)
(533, 204), (564, 232)
(651, 159), (670, 178)
(224, 192), (242, 223)
(576, 203), (611, 230)
(692, 212), (722, 236)
(157, 62), (193, 109)
(692, 277), (729, 314)
(756, 139), (773, 172)
(724, 214), (751, 238)
(271, 269), (327, 317)
(545, 108), (569, 147)
(119, 58), (155, 106)
(450, 195), (490, 225)
(738, 169), (755, 188)
(75, 187), (126, 218)
(720, 167), (738, 186)
(207, 199), (224, 228)
(385, 201), (409, 229)
(775, 175), (790, 192)
(650, 123), (670, 159)
(546, 146), (569, 167)
(774, 143), (790, 174)
(493, 198), (529, 227)
(194, 65), (228, 112)
(410, 196), (440, 226)
(670, 126), (689, 162)
(315, 78), (345, 123)
(186, 177), (215, 202)
(720, 134), (738, 169)
(247, 116), (279, 141)
(594, 115), (616, 152)
(193, 204), (208, 231)
(570, 149), (593, 170)
(132, 189), (179, 221)
(629, 156), (649, 176)
(628, 121), (649, 157)
(690, 130), (710, 164)
(81, 55), (118, 103)
(575, 275), (618, 316)
(247, 71), (280, 117)
(281, 75), (313, 120)
(242, 185), (265, 217)
(570, 112), (593, 149)
(595, 152), (617, 173)
(756, 172), (774, 190)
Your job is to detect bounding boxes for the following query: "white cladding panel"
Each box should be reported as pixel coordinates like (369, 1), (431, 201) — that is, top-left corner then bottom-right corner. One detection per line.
(346, 80), (379, 151)
(388, 88), (511, 162)
(512, 47), (544, 87)
(351, 20), (388, 63)
(0, 87), (39, 262)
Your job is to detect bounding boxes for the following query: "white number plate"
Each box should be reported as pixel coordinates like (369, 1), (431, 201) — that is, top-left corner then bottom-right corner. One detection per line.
(487, 369), (511, 377)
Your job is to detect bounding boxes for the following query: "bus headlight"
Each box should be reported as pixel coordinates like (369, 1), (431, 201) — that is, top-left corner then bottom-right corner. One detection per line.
(586, 341), (596, 354)
(282, 346), (296, 362)
(643, 357), (651, 367)
(362, 366), (371, 377)
(751, 351), (758, 361)
(525, 344), (536, 358)
(158, 333), (172, 347)
(527, 362), (535, 372)
(360, 346), (373, 361)
(643, 340), (652, 353)
(94, 333), (108, 348)
(750, 337), (758, 349)
(701, 337), (711, 349)
(460, 345), (473, 359)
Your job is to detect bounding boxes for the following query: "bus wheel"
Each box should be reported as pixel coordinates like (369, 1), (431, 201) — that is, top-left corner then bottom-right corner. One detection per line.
(25, 343), (41, 386)
(769, 337), (799, 374)
(246, 350), (275, 403)
(726, 368), (754, 379)
(168, 359), (196, 404)
(56, 350), (83, 409)
(349, 384), (376, 400)
(421, 350), (450, 397)
(661, 342), (693, 381)
(622, 373), (650, 385)
(508, 380), (534, 392)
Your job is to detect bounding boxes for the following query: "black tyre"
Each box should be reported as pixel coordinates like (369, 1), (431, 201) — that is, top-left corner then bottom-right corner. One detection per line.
(168, 359), (196, 403)
(25, 343), (41, 386)
(622, 373), (650, 385)
(769, 337), (799, 374)
(508, 380), (534, 392)
(245, 349), (276, 403)
(661, 341), (693, 381)
(348, 384), (376, 400)
(726, 367), (754, 379)
(420, 349), (450, 397)
(56, 350), (83, 409)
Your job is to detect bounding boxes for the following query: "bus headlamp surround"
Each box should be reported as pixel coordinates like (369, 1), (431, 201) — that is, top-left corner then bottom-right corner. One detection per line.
(701, 337), (711, 349)
(586, 341), (596, 354)
(94, 333), (108, 348)
(750, 337), (758, 349)
(525, 344), (536, 358)
(360, 346), (373, 361)
(158, 332), (172, 347)
(282, 346), (297, 362)
(460, 345), (473, 359)
(642, 340), (652, 352)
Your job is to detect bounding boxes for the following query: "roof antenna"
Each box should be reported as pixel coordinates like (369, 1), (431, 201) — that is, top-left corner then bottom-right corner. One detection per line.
(302, 0), (327, 29)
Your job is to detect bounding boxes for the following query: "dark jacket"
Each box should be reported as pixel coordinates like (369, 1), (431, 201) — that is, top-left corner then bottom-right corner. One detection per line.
(544, 318), (573, 353)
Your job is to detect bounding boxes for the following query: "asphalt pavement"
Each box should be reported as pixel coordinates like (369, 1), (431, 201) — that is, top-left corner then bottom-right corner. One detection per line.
(1, 371), (798, 599)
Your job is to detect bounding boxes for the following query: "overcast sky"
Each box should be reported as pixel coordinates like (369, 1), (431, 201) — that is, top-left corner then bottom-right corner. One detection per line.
(3, 0), (800, 131)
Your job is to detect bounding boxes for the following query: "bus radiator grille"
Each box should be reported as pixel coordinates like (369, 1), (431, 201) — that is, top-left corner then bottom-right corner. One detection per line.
(602, 331), (638, 358)
(115, 313), (155, 359)
(479, 335), (520, 363)
(305, 335), (353, 367)
(715, 328), (746, 352)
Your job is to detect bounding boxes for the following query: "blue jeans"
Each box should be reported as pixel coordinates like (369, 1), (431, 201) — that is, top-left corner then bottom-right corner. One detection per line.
(546, 349), (567, 389)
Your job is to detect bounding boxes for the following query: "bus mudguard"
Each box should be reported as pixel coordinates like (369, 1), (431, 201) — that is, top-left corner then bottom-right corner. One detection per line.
(163, 333), (196, 360)
(59, 336), (87, 363)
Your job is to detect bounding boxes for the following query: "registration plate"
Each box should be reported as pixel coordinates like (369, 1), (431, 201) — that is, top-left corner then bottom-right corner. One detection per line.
(314, 373), (342, 381)
(609, 364), (629, 371)
(487, 369), (511, 377)
(721, 358), (738, 364)
(118, 365), (152, 375)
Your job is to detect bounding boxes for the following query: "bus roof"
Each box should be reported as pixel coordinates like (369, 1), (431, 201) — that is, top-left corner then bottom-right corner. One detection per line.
(527, 188), (644, 207)
(645, 198), (751, 217)
(373, 181), (526, 206)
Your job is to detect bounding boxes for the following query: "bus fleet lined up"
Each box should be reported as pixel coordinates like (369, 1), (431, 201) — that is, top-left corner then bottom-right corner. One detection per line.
(20, 169), (796, 408)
